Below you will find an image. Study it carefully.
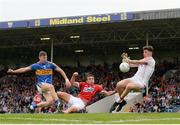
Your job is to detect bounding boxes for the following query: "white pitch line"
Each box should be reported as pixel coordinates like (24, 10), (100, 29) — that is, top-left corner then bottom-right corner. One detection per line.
(0, 117), (102, 123)
(0, 117), (84, 122)
(110, 118), (180, 123)
(0, 117), (180, 123)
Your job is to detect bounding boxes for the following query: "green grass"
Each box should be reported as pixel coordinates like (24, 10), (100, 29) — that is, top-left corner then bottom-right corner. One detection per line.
(0, 113), (180, 124)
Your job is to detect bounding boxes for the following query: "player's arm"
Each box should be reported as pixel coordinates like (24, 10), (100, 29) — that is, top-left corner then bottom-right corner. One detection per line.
(123, 54), (148, 65)
(129, 64), (138, 67)
(100, 90), (116, 96)
(122, 58), (138, 67)
(126, 58), (148, 65)
(53, 63), (71, 88)
(70, 72), (80, 88)
(7, 66), (31, 74)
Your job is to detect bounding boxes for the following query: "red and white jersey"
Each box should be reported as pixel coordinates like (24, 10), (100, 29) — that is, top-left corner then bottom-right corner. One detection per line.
(34, 93), (42, 104)
(78, 82), (103, 103)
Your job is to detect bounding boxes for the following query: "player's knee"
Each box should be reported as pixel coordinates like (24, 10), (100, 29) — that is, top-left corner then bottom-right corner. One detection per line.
(57, 92), (61, 97)
(72, 108), (78, 113)
(126, 84), (132, 90)
(116, 81), (123, 88)
(57, 92), (65, 98)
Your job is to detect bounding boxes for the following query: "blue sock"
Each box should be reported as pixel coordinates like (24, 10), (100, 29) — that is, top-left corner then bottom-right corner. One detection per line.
(32, 102), (37, 108)
(54, 100), (60, 107)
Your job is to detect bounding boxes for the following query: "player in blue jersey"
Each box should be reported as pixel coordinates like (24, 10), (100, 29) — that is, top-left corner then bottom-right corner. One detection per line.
(7, 51), (71, 111)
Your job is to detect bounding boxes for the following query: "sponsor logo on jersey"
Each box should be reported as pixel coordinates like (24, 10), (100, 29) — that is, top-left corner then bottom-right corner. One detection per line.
(83, 87), (94, 92)
(36, 69), (53, 75)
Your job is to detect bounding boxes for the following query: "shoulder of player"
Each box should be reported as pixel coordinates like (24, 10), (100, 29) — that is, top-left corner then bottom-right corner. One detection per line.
(47, 61), (59, 67)
(47, 61), (54, 65)
(143, 57), (156, 66)
(141, 57), (152, 62)
(145, 57), (155, 62)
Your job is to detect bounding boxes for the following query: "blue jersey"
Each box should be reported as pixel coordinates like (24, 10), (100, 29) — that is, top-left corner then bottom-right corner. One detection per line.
(30, 61), (57, 84)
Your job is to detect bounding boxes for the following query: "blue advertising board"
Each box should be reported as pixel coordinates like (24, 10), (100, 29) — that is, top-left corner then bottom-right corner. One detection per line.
(0, 12), (134, 29)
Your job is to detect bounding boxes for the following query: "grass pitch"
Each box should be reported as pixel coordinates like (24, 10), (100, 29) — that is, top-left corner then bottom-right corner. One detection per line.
(0, 113), (180, 124)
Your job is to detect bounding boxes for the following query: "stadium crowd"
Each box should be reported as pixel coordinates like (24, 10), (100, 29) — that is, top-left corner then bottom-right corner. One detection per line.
(0, 61), (179, 113)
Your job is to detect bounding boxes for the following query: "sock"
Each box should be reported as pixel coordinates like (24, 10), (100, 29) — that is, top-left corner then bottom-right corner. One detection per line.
(54, 100), (60, 107)
(31, 102), (37, 109)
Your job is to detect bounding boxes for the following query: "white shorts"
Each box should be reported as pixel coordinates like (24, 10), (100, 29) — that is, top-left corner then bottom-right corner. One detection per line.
(68, 95), (85, 111)
(36, 85), (42, 94)
(128, 76), (146, 88)
(36, 82), (52, 94)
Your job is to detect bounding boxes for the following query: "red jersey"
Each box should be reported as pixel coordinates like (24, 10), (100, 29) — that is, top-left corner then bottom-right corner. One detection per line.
(34, 93), (42, 104)
(78, 82), (103, 103)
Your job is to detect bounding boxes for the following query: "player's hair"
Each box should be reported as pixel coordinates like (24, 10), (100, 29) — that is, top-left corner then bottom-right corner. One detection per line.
(143, 46), (154, 52)
(39, 51), (47, 57)
(86, 73), (94, 78)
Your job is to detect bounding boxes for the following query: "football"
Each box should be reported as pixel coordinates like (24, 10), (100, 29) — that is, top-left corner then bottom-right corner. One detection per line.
(119, 62), (130, 73)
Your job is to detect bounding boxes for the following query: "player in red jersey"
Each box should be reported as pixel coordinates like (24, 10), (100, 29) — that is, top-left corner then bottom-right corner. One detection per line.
(57, 72), (114, 113)
(33, 91), (42, 113)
